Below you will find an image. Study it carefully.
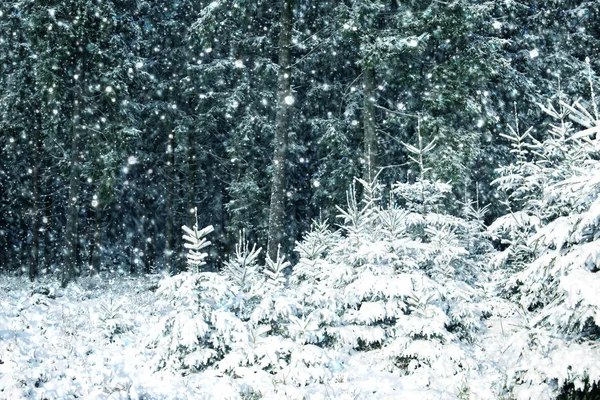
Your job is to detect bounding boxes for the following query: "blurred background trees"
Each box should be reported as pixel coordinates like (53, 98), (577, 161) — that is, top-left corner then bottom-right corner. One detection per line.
(0, 0), (598, 280)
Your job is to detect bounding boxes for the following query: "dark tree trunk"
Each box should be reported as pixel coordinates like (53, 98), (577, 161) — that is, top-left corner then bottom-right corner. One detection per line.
(63, 90), (82, 288)
(184, 130), (199, 272)
(19, 236), (27, 275)
(29, 109), (42, 281)
(129, 237), (136, 275)
(267, 0), (294, 261)
(19, 217), (27, 275)
(143, 215), (156, 274)
(63, 131), (80, 287)
(43, 190), (52, 274)
(363, 66), (377, 181)
(165, 129), (176, 274)
(187, 130), (197, 228)
(89, 201), (102, 275)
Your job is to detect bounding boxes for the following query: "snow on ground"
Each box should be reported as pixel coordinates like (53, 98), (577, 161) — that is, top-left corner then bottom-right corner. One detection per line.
(0, 274), (522, 400)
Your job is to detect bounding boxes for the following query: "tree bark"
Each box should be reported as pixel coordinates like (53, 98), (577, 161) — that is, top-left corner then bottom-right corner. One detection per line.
(88, 200), (102, 275)
(143, 215), (155, 274)
(19, 223), (27, 275)
(62, 67), (82, 287)
(29, 109), (42, 281)
(363, 66), (377, 181)
(43, 189), (52, 274)
(267, 0), (294, 261)
(187, 130), (197, 227)
(186, 130), (198, 272)
(165, 129), (176, 274)
(63, 116), (80, 288)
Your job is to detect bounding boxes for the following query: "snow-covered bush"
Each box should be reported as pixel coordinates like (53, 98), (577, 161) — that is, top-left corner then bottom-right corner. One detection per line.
(219, 233), (341, 387)
(98, 298), (132, 341)
(223, 230), (262, 292)
(283, 175), (490, 388)
(148, 272), (247, 373)
(491, 60), (600, 398)
(149, 223), (249, 373)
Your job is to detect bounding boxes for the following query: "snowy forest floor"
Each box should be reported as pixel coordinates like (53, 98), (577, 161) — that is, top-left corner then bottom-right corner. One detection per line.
(0, 273), (531, 400)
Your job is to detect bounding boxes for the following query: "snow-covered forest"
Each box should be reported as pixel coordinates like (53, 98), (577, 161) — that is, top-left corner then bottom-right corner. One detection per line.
(1, 0), (600, 399)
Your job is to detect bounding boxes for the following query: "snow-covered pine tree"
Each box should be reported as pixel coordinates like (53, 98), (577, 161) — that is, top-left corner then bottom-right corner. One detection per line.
(282, 174), (489, 394)
(148, 217), (246, 373)
(392, 130), (489, 343)
(494, 60), (600, 398)
(293, 219), (340, 284)
(223, 230), (262, 295)
(264, 246), (291, 290)
(181, 208), (214, 273)
(221, 230), (264, 322)
(149, 271), (246, 373)
(488, 103), (544, 271)
(401, 115), (436, 216)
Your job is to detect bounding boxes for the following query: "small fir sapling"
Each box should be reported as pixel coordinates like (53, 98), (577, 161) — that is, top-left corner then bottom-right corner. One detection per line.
(149, 272), (247, 373)
(181, 207), (214, 273)
(223, 229), (262, 294)
(489, 104), (542, 271)
(292, 219), (340, 284)
(149, 215), (248, 373)
(264, 245), (290, 290)
(98, 298), (132, 341)
(223, 230), (264, 321)
(401, 114), (437, 216)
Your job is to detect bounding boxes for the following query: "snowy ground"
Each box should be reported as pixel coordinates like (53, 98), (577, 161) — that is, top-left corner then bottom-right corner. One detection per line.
(0, 274), (524, 400)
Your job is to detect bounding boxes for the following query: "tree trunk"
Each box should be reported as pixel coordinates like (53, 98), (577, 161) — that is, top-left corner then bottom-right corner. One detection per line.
(187, 130), (197, 228)
(63, 85), (82, 288)
(29, 109), (42, 281)
(89, 201), (102, 275)
(144, 217), (155, 274)
(363, 66), (377, 181)
(129, 237), (136, 275)
(43, 190), (52, 274)
(185, 130), (199, 272)
(63, 128), (80, 287)
(19, 225), (27, 276)
(165, 130), (176, 274)
(267, 0), (294, 261)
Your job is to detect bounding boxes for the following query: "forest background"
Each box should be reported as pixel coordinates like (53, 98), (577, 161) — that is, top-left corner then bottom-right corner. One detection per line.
(0, 0), (599, 283)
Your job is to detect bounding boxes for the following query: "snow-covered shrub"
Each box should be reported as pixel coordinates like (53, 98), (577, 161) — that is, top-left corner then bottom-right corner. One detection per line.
(223, 230), (264, 320)
(98, 298), (132, 341)
(219, 233), (341, 387)
(292, 219), (339, 284)
(489, 105), (547, 273)
(149, 223), (249, 373)
(148, 272), (247, 373)
(492, 60), (600, 398)
(263, 247), (290, 290)
(223, 230), (262, 292)
(284, 175), (490, 385)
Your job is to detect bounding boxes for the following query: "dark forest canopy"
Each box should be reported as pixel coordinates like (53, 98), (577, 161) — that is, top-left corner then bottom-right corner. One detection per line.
(0, 0), (599, 281)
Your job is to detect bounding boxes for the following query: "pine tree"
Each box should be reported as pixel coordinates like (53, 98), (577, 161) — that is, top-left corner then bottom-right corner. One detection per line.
(492, 61), (600, 397)
(181, 208), (214, 273)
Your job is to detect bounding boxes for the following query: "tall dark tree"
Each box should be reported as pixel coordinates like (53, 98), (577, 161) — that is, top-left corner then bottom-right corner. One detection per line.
(267, 0), (295, 260)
